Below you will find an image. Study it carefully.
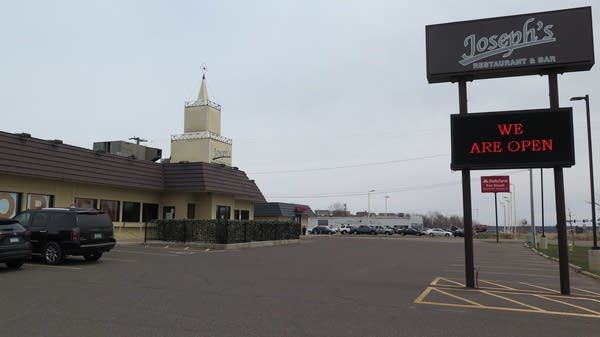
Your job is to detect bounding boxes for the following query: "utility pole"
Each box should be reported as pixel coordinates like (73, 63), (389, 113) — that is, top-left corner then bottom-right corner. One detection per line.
(129, 136), (147, 145)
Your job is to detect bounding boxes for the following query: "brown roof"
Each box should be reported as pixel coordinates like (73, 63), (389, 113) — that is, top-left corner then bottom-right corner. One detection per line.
(0, 131), (265, 201)
(163, 163), (265, 201)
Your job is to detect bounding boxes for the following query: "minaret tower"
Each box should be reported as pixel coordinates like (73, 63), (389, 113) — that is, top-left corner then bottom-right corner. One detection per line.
(170, 66), (233, 165)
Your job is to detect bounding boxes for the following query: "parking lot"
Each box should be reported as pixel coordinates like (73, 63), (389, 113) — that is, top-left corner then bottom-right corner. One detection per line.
(1, 235), (599, 337)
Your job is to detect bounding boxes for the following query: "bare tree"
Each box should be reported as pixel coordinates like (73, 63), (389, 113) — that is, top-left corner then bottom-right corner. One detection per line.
(328, 202), (347, 217)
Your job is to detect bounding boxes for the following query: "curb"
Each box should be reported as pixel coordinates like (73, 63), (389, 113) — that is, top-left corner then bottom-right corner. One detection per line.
(118, 239), (300, 250)
(527, 244), (600, 280)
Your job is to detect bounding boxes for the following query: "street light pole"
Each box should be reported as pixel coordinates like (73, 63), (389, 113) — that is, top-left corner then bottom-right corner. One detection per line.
(510, 183), (516, 234)
(368, 190), (375, 224)
(570, 95), (598, 250)
(384, 195), (390, 218)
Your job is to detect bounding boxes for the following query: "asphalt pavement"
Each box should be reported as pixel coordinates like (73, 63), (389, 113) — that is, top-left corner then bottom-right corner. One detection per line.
(1, 235), (598, 337)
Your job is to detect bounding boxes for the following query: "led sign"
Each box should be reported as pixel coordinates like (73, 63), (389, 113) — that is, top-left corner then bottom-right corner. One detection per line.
(451, 108), (574, 170)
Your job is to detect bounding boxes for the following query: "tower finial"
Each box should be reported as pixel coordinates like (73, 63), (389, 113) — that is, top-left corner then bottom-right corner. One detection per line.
(201, 63), (207, 80)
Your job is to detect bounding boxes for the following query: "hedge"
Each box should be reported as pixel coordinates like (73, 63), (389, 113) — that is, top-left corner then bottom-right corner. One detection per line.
(146, 219), (300, 244)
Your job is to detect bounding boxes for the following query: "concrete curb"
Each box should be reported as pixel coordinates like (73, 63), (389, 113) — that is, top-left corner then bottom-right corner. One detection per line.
(117, 239), (300, 250)
(527, 244), (600, 280)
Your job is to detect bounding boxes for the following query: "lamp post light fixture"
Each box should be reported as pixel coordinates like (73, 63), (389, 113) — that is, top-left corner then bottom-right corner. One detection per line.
(570, 95), (598, 250)
(367, 189), (375, 224)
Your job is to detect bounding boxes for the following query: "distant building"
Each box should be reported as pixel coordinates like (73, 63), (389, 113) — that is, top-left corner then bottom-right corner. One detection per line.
(254, 202), (316, 230)
(315, 214), (423, 230)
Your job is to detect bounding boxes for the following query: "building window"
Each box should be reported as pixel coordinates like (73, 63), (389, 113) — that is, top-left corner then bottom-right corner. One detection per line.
(0, 191), (21, 218)
(74, 197), (97, 209)
(122, 201), (141, 222)
(233, 210), (249, 220)
(27, 193), (54, 210)
(216, 205), (230, 220)
(187, 203), (196, 219)
(142, 203), (159, 222)
(100, 200), (120, 222)
(163, 206), (175, 220)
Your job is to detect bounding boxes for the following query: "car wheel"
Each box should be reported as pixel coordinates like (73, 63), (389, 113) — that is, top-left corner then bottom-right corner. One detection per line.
(429, 233), (434, 237)
(6, 259), (25, 269)
(83, 252), (103, 262)
(43, 241), (64, 265)
(445, 233), (450, 237)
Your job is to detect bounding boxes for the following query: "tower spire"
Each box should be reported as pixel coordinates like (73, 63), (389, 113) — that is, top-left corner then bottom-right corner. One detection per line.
(196, 64), (209, 103)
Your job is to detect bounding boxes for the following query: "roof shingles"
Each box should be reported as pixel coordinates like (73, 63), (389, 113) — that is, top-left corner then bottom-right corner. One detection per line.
(0, 131), (264, 202)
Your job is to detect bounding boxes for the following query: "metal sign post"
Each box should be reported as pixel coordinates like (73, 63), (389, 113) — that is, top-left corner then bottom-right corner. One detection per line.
(427, 7), (593, 295)
(459, 80), (475, 289)
(549, 73), (570, 295)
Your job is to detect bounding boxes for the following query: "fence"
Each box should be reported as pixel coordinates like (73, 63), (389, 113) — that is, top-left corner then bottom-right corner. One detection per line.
(144, 219), (300, 244)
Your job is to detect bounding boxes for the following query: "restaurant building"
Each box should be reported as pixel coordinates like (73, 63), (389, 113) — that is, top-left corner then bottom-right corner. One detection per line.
(0, 75), (265, 237)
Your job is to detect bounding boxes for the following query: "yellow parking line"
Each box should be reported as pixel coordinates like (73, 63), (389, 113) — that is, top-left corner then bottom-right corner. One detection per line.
(534, 294), (600, 315)
(479, 280), (516, 290)
(438, 277), (465, 287)
(431, 287), (483, 306)
(414, 287), (434, 304)
(479, 290), (546, 312)
(430, 277), (442, 286)
(572, 287), (600, 297)
(519, 282), (560, 294)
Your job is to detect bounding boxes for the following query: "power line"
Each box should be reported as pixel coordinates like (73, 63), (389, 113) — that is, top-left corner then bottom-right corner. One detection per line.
(248, 154), (448, 175)
(265, 169), (531, 199)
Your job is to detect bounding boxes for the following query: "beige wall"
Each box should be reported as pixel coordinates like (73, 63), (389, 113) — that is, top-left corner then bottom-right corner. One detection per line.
(184, 105), (221, 135)
(170, 137), (232, 166)
(1, 173), (257, 226)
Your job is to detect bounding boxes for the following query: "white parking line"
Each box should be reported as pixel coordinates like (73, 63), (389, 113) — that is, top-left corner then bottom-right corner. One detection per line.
(26, 264), (82, 270)
(112, 249), (181, 257)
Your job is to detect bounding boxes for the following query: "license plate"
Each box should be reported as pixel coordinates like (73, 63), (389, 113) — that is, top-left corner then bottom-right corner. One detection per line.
(10, 237), (19, 243)
(93, 233), (103, 239)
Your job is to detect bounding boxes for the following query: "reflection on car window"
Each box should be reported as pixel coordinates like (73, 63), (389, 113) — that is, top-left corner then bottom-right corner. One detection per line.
(13, 212), (31, 226)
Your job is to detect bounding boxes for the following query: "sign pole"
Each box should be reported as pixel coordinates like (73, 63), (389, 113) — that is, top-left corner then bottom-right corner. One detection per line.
(549, 73), (570, 295)
(459, 80), (475, 288)
(494, 192), (499, 243)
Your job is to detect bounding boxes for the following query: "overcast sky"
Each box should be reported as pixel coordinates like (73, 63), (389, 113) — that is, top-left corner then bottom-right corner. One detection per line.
(2, 0), (599, 228)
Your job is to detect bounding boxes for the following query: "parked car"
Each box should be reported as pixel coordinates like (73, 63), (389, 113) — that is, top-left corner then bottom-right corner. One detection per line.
(350, 225), (377, 235)
(13, 208), (116, 264)
(338, 224), (355, 234)
(310, 225), (335, 234)
(452, 228), (465, 237)
(474, 224), (488, 233)
(0, 218), (32, 269)
(373, 225), (394, 235)
(424, 228), (453, 237)
(398, 227), (423, 236)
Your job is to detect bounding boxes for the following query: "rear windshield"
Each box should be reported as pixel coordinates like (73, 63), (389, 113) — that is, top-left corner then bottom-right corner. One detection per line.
(76, 213), (113, 229)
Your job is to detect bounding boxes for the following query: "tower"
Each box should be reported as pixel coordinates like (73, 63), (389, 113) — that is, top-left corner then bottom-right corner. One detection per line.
(170, 71), (233, 165)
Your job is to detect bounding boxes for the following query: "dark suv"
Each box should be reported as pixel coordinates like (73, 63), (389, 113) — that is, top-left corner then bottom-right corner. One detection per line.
(13, 208), (116, 264)
(0, 218), (32, 269)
